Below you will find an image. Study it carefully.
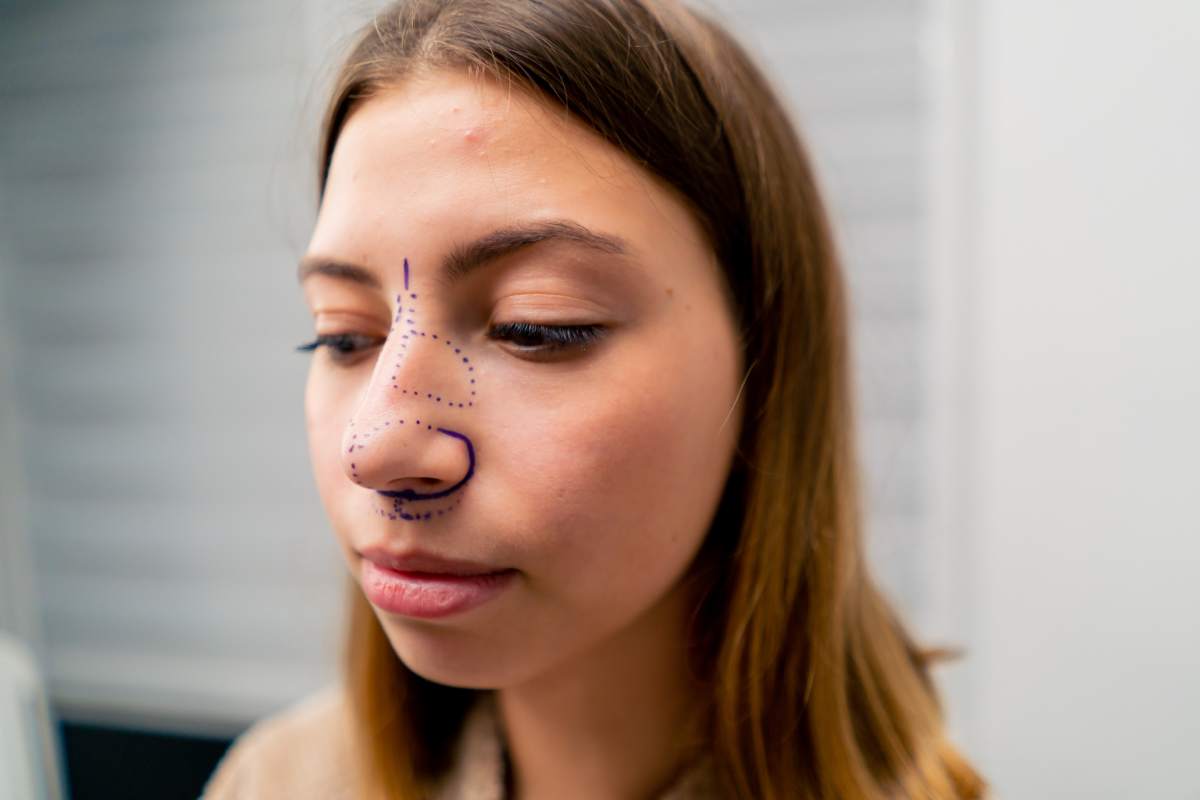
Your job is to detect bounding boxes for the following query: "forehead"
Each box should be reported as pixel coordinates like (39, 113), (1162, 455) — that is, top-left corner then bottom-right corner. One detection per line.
(312, 68), (708, 272)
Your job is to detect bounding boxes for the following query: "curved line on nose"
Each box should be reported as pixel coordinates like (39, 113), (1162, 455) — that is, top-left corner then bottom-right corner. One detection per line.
(376, 427), (476, 502)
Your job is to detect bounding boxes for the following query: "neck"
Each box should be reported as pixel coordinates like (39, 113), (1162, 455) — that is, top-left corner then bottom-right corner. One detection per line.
(496, 580), (707, 800)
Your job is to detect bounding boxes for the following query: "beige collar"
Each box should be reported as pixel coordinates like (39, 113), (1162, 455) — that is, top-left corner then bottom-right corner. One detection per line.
(433, 693), (720, 799)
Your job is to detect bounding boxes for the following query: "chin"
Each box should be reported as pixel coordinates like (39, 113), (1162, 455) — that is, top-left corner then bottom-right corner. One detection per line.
(373, 611), (532, 689)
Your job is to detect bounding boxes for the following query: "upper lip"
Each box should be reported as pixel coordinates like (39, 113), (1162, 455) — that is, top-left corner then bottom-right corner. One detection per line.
(358, 546), (508, 576)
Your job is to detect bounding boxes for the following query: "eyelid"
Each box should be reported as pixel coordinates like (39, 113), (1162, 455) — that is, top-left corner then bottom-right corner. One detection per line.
(492, 291), (614, 318)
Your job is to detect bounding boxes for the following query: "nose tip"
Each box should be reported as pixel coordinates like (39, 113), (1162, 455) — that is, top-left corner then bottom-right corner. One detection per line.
(343, 410), (477, 524)
(342, 409), (474, 497)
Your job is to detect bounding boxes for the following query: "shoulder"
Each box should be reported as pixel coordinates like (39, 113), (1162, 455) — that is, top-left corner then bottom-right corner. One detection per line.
(201, 683), (361, 800)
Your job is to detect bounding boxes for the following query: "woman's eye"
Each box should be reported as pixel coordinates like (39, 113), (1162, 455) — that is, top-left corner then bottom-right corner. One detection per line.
(488, 322), (604, 355)
(295, 333), (383, 364)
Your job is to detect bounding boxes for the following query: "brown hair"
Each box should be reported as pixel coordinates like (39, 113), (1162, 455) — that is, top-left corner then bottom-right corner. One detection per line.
(317, 1), (986, 797)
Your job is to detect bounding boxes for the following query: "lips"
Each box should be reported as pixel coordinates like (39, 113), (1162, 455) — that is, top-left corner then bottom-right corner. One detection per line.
(357, 545), (508, 576)
(356, 547), (518, 619)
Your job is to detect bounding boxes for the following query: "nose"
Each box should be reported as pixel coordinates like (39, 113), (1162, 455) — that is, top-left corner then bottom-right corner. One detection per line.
(341, 268), (478, 521)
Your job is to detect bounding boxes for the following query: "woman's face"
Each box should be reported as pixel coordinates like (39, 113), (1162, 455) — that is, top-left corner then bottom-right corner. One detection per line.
(301, 68), (743, 688)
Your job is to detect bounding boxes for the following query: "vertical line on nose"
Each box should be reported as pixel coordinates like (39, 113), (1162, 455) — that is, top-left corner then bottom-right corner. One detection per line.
(403, 257), (410, 290)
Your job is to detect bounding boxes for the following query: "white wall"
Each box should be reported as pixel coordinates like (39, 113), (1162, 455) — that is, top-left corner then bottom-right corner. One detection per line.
(955, 2), (1200, 796)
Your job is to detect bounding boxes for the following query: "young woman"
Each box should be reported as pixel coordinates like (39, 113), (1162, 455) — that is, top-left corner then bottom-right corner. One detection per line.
(204, 0), (986, 798)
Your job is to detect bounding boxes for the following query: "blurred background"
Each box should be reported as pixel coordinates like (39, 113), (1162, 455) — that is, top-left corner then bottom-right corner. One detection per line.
(0, 0), (1196, 797)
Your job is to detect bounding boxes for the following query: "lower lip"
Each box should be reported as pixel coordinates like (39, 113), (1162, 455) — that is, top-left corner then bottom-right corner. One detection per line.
(360, 559), (517, 619)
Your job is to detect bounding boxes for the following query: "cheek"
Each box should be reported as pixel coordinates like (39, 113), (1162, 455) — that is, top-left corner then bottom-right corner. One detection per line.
(304, 367), (355, 511)
(487, 328), (740, 593)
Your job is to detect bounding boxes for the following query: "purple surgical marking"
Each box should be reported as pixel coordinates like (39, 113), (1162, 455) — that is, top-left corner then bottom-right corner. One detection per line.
(346, 257), (479, 522)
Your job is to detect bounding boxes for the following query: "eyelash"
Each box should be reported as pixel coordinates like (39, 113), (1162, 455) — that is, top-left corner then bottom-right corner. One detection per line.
(490, 321), (604, 352)
(295, 332), (380, 363)
(296, 322), (604, 364)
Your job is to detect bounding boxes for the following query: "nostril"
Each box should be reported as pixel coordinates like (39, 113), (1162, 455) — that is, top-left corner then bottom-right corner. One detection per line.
(413, 476), (442, 486)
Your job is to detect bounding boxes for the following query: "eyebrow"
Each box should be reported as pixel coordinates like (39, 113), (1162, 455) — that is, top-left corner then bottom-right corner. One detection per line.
(297, 218), (632, 288)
